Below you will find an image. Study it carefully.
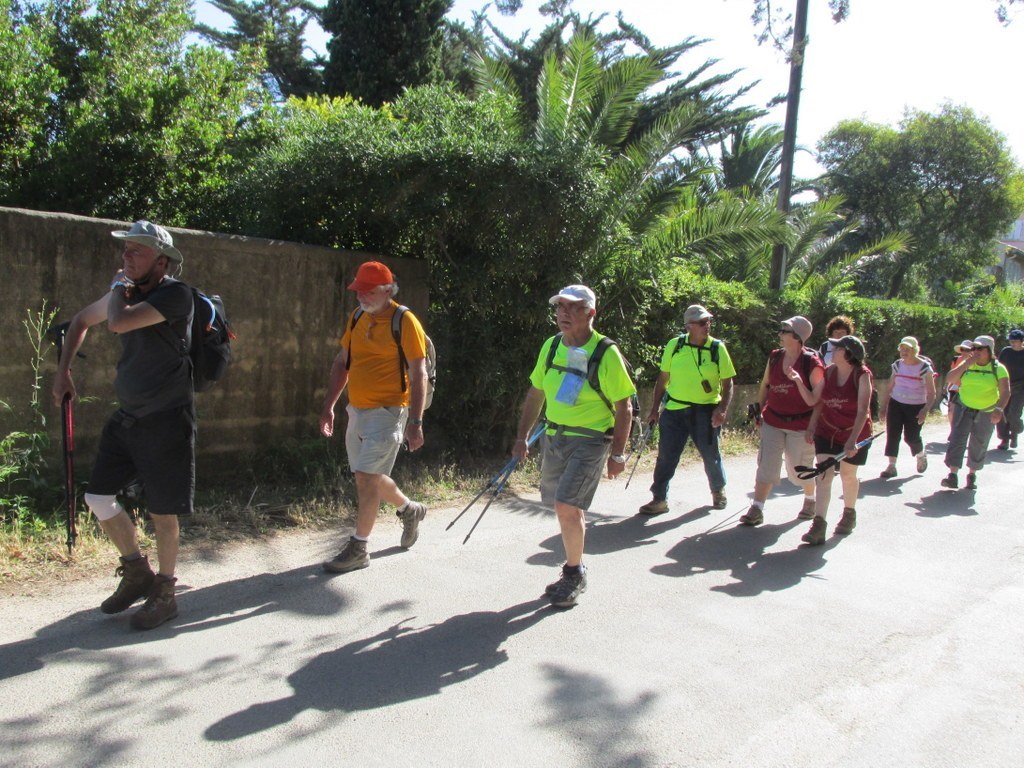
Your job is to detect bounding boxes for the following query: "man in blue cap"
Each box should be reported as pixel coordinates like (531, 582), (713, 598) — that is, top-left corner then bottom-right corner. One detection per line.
(996, 329), (1024, 450)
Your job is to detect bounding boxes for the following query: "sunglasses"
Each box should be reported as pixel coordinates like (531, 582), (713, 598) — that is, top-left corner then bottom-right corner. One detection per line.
(689, 318), (710, 326)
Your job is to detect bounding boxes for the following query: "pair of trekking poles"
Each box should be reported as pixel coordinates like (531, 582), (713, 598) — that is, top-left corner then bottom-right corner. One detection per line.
(47, 322), (78, 556)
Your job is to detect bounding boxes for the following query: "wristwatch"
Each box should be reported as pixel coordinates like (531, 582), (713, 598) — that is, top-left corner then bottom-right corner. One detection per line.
(609, 454), (627, 464)
(408, 417), (423, 426)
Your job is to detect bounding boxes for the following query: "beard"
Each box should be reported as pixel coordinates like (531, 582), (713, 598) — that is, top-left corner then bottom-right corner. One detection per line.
(359, 295), (389, 314)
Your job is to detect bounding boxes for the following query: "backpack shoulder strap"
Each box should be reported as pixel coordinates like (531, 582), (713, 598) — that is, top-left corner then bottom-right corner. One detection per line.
(544, 333), (564, 371)
(710, 338), (721, 367)
(670, 333), (688, 356)
(344, 308), (364, 371)
(588, 336), (616, 411)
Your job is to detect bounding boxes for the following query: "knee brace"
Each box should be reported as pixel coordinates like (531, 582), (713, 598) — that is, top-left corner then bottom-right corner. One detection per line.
(84, 493), (124, 522)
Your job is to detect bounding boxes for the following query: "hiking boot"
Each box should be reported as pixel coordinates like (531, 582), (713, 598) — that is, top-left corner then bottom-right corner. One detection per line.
(711, 490), (727, 510)
(100, 555), (155, 614)
(797, 497), (816, 520)
(801, 516), (827, 546)
(738, 505), (763, 526)
(834, 507), (857, 536)
(916, 453), (928, 473)
(638, 498), (669, 516)
(879, 465), (897, 479)
(323, 536), (369, 573)
(398, 501), (427, 549)
(997, 439), (1009, 451)
(965, 472), (977, 490)
(130, 575), (178, 630)
(940, 472), (959, 489)
(548, 565), (587, 609)
(1011, 436), (1018, 449)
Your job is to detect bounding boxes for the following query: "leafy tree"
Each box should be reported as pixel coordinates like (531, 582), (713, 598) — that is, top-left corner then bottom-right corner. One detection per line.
(0, 0), (61, 200)
(1, 0), (271, 225)
(321, 0), (451, 105)
(193, 0), (324, 99)
(750, 0), (849, 50)
(817, 105), (1024, 301)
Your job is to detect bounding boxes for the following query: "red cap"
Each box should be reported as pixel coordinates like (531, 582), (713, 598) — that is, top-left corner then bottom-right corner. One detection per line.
(347, 261), (394, 292)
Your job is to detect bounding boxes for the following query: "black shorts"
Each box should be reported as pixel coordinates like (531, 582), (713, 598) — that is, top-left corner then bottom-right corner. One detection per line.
(87, 405), (196, 515)
(814, 435), (871, 467)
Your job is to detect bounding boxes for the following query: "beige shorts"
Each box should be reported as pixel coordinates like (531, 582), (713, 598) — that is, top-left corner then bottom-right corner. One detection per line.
(345, 405), (406, 475)
(755, 421), (815, 487)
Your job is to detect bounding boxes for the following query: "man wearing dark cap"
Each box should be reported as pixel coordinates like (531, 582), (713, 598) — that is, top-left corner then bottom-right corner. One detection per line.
(319, 261), (429, 573)
(996, 330), (1024, 450)
(52, 220), (194, 630)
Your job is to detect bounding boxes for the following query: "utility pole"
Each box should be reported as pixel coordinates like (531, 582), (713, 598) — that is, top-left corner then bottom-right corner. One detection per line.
(769, 0), (809, 291)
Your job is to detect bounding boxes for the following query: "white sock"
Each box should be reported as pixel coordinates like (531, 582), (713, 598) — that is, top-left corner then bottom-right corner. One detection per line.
(352, 534), (368, 542)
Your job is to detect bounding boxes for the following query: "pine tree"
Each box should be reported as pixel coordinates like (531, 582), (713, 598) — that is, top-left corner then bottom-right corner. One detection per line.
(194, 0), (323, 99)
(322, 0), (451, 106)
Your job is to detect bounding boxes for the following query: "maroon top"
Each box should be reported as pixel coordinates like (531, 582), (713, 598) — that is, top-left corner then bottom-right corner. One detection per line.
(762, 348), (825, 431)
(816, 365), (873, 444)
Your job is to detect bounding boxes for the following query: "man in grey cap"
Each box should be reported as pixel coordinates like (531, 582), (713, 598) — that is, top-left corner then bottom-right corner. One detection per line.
(52, 220), (194, 630)
(639, 304), (736, 514)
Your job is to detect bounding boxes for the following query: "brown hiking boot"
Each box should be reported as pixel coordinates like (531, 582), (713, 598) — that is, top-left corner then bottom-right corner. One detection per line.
(398, 501), (427, 549)
(130, 575), (178, 630)
(323, 536), (370, 573)
(711, 490), (728, 510)
(100, 555), (156, 614)
(801, 516), (827, 546)
(834, 507), (857, 535)
(638, 498), (669, 516)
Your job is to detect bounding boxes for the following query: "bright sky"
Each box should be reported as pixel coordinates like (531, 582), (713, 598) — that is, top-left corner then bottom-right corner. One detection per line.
(197, 0), (1024, 178)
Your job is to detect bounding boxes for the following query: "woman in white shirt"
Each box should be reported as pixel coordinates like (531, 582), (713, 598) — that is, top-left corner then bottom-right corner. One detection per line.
(880, 336), (937, 478)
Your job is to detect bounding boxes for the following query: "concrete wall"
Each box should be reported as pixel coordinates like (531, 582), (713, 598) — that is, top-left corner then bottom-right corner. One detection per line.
(0, 207), (428, 465)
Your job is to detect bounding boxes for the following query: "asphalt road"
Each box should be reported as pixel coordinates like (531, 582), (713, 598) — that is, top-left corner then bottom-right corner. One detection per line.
(1, 423), (1022, 767)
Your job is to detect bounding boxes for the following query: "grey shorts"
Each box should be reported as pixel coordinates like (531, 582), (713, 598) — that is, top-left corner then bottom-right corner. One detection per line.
(540, 432), (610, 511)
(345, 405), (406, 475)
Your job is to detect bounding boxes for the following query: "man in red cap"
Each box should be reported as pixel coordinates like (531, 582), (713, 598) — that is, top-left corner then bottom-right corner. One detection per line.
(319, 261), (429, 572)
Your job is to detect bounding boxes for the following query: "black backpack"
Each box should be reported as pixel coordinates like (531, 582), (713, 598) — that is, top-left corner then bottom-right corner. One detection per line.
(188, 288), (234, 392)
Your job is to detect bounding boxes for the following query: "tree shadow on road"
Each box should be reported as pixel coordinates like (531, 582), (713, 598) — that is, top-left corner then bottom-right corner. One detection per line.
(906, 489), (979, 518)
(0, 564), (347, 682)
(525, 508), (709, 567)
(650, 516), (837, 596)
(203, 598), (552, 742)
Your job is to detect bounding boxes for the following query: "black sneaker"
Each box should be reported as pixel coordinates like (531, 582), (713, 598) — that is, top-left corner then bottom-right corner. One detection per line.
(965, 472), (977, 490)
(548, 565), (587, 609)
(997, 440), (1009, 451)
(940, 472), (958, 489)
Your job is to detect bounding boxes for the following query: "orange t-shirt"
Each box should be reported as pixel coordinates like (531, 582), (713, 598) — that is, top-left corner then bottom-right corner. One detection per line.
(340, 302), (427, 409)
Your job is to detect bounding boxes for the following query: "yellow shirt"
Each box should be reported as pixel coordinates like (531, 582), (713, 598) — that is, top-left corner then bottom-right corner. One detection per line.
(340, 302), (427, 409)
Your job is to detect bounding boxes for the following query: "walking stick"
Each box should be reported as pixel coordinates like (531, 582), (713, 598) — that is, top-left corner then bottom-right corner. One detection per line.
(447, 421), (546, 544)
(795, 430), (885, 480)
(47, 321), (77, 555)
(624, 423), (652, 490)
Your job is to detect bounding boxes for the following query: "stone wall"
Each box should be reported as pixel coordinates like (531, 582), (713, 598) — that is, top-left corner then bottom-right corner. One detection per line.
(0, 207), (427, 466)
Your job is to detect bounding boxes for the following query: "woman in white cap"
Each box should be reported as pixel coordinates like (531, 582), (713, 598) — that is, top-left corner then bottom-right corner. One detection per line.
(942, 336), (1011, 490)
(879, 336), (936, 478)
(802, 335), (874, 545)
(739, 316), (824, 526)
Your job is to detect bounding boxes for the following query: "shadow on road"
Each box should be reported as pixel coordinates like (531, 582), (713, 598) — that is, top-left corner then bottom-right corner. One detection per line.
(525, 508), (708, 567)
(650, 515), (838, 596)
(859, 476), (916, 498)
(906, 489), (979, 518)
(0, 564), (347, 682)
(204, 598), (553, 742)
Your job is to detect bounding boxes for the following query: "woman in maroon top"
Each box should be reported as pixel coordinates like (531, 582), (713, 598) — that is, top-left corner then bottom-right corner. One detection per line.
(739, 316), (824, 526)
(802, 335), (874, 546)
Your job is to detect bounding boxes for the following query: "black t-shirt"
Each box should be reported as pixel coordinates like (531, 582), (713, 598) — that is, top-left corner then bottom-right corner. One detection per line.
(998, 346), (1024, 384)
(114, 278), (194, 417)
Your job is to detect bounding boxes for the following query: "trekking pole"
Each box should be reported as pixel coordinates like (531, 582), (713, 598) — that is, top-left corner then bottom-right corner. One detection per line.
(795, 430), (885, 480)
(447, 421), (546, 543)
(47, 321), (78, 555)
(624, 423), (652, 490)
